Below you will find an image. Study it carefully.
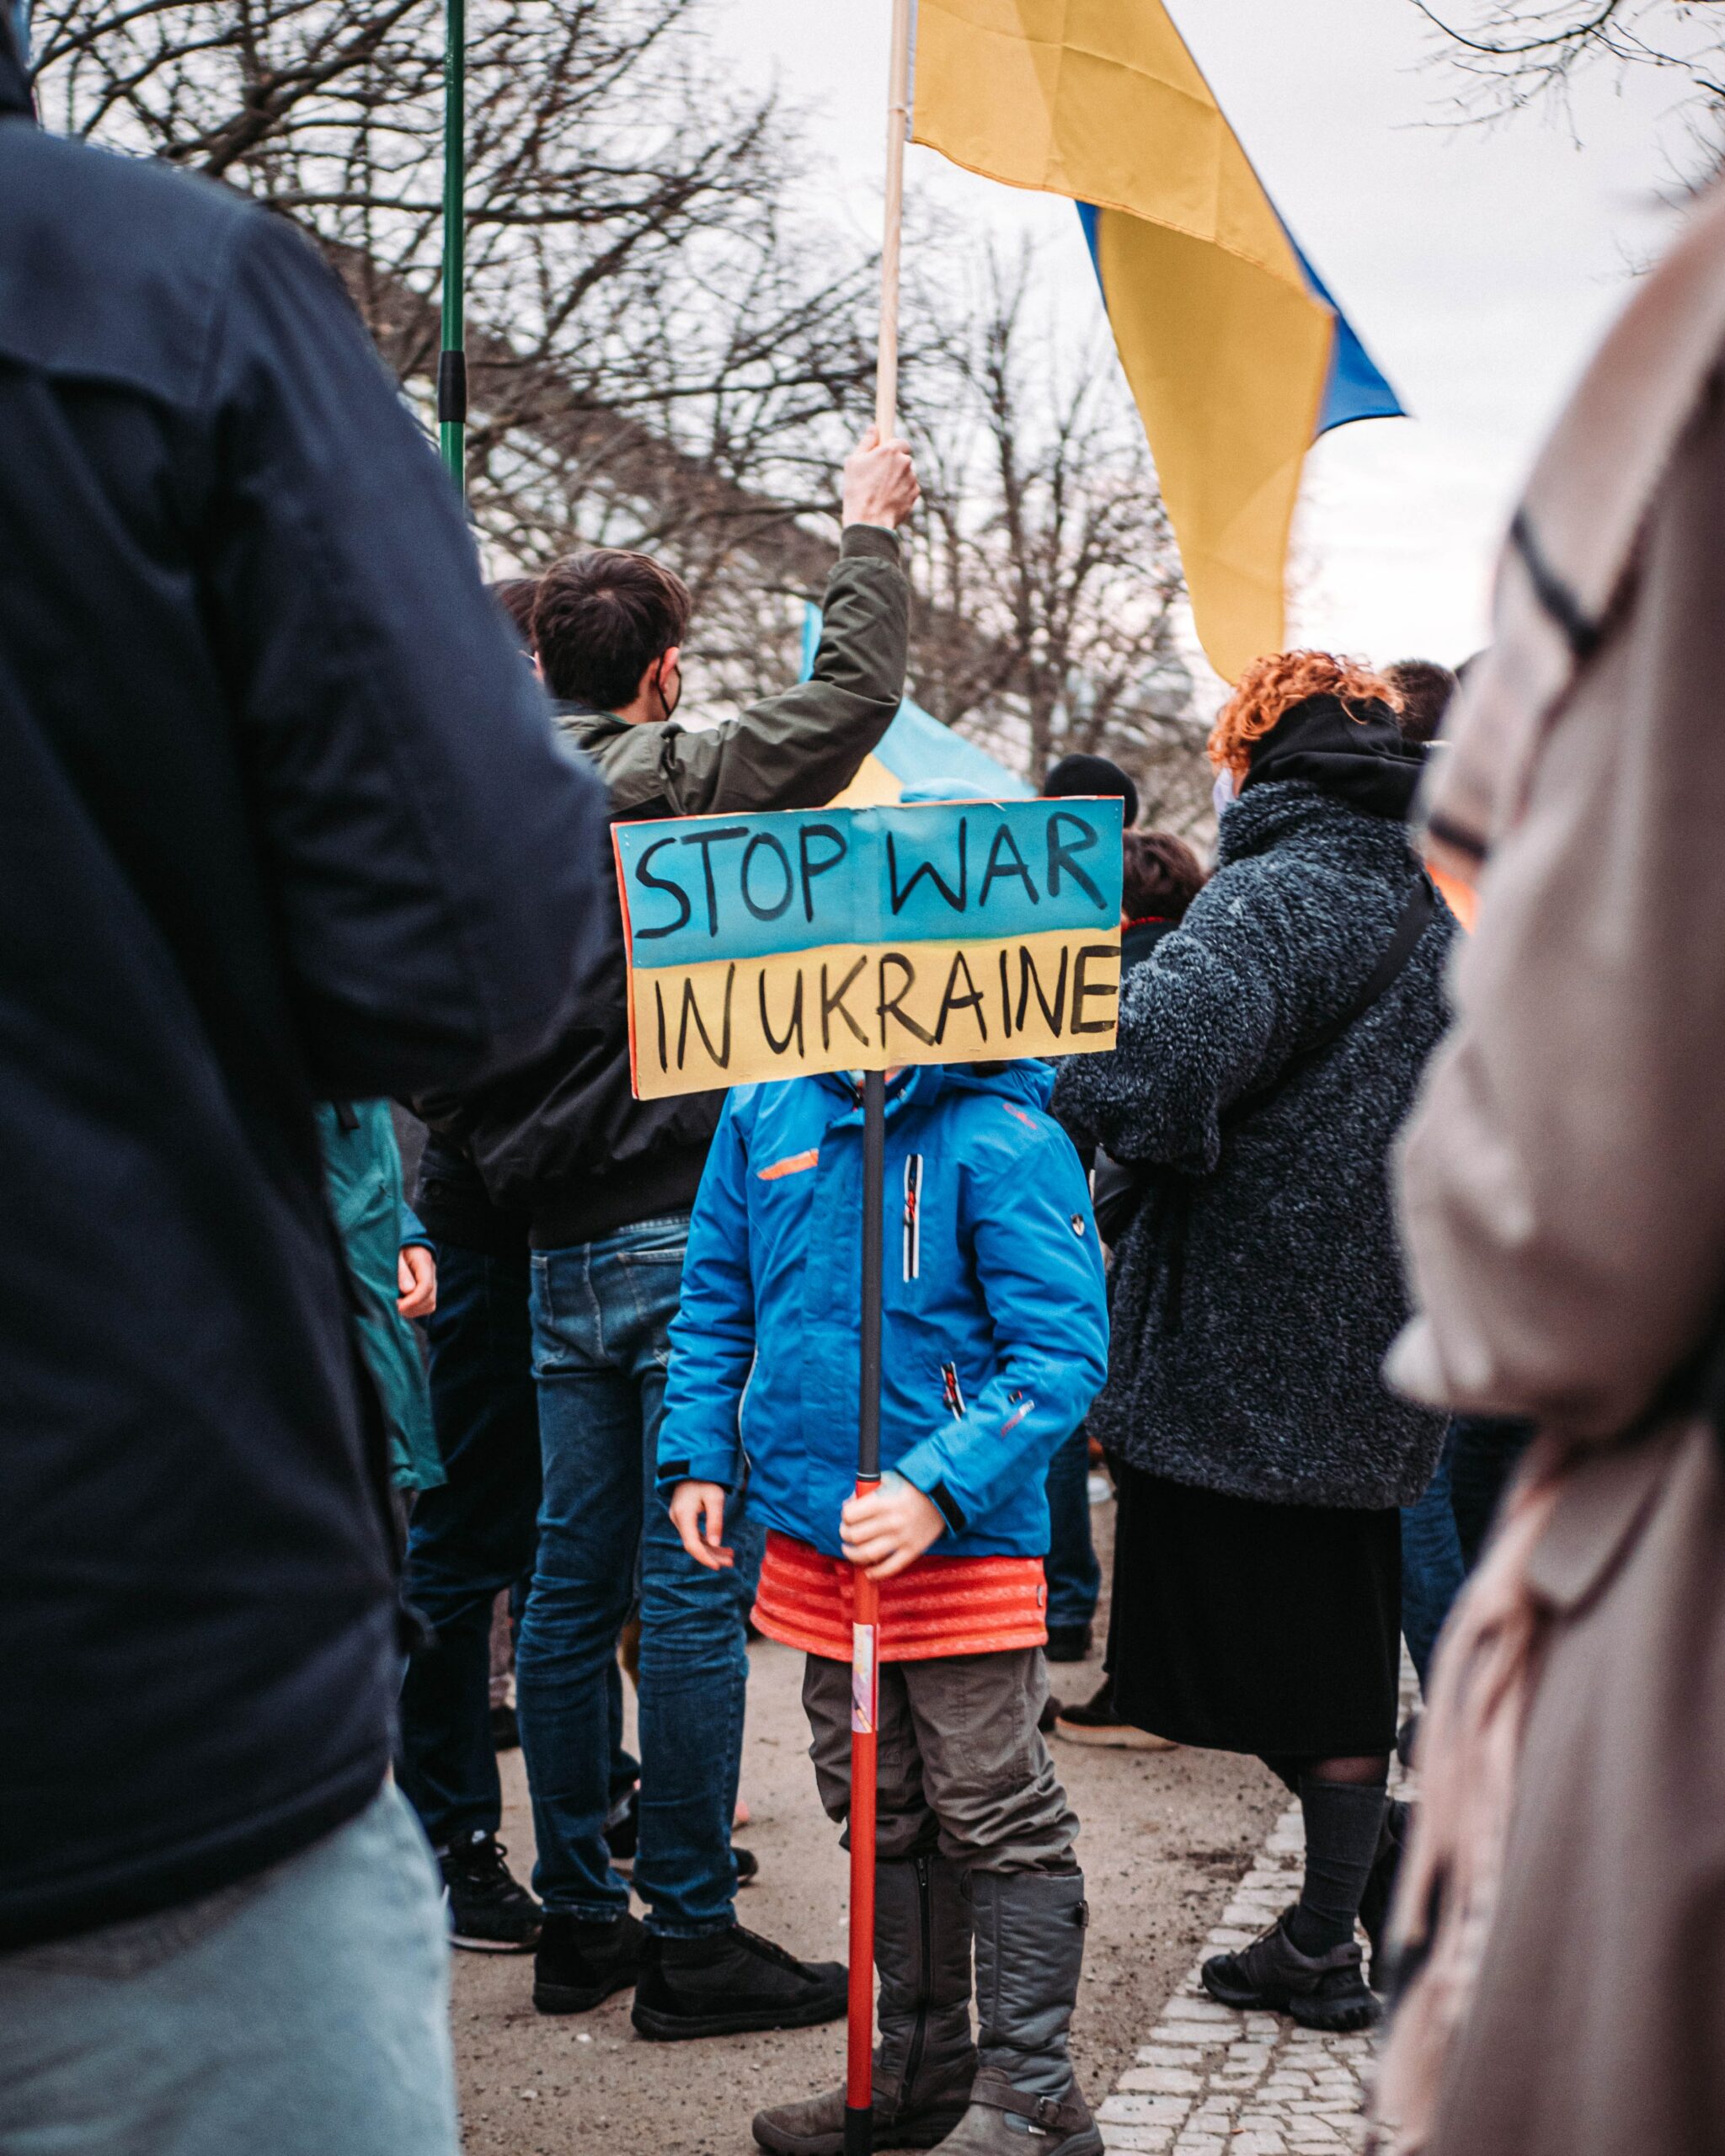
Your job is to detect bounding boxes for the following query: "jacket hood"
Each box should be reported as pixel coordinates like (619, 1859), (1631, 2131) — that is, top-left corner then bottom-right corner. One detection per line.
(1215, 773), (1418, 873)
(814, 1059), (1055, 1116)
(0, 8), (33, 118)
(1240, 692), (1423, 821)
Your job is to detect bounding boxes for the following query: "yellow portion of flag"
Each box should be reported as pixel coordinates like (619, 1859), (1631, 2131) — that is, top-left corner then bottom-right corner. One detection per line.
(911, 0), (1333, 680)
(827, 753), (905, 807)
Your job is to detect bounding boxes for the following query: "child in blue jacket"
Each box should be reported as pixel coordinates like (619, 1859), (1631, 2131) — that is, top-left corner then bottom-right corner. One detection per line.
(660, 1059), (1108, 2156)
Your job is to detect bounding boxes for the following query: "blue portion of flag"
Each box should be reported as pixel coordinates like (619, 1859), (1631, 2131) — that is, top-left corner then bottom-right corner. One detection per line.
(1076, 200), (1401, 442)
(1077, 200), (1103, 278)
(1284, 234), (1404, 435)
(798, 603), (1034, 799)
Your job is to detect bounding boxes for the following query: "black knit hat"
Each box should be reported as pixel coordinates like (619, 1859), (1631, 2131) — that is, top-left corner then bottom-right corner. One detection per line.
(1042, 752), (1139, 829)
(1240, 693), (1424, 822)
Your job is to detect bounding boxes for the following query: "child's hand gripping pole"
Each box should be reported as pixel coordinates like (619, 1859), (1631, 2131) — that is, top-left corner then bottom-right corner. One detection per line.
(846, 1067), (887, 2156)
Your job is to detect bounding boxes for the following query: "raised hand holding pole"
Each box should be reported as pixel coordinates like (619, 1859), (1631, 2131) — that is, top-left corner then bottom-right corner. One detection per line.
(845, 8), (913, 2153)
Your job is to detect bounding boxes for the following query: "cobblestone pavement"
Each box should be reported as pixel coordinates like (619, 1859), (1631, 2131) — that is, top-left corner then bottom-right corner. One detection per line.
(1097, 1669), (1417, 2156)
(1096, 1799), (1375, 2154)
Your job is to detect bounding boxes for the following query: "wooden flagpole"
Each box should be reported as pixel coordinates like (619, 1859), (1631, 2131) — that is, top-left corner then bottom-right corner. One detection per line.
(873, 0), (913, 438)
(846, 13), (913, 2153)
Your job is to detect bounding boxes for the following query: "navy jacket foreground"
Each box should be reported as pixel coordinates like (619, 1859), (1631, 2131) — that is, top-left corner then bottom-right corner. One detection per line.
(657, 1063), (1109, 1559)
(0, 62), (611, 1945)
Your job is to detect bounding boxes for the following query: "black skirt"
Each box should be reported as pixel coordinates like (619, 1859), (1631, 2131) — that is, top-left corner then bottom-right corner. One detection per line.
(1107, 1462), (1402, 1758)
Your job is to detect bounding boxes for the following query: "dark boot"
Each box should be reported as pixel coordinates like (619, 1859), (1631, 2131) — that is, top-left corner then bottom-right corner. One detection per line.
(1358, 1798), (1413, 1992)
(532, 1909), (645, 2013)
(1202, 1908), (1380, 2032)
(752, 1853), (975, 2155)
(632, 1922), (847, 2041)
(934, 1870), (1101, 2156)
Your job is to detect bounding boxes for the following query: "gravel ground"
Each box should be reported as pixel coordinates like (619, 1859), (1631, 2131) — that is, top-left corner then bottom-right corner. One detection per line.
(450, 1497), (1284, 2156)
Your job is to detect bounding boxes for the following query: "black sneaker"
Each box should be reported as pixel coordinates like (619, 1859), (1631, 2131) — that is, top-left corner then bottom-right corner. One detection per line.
(1044, 1622), (1092, 1663)
(1054, 1679), (1177, 1751)
(632, 1924), (847, 2041)
(533, 1909), (647, 2014)
(734, 1845), (759, 1886)
(439, 1831), (542, 1953)
(490, 1701), (521, 1752)
(1202, 1910), (1380, 2032)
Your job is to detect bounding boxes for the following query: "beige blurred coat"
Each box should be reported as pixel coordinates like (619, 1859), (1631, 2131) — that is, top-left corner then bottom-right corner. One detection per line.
(1382, 180), (1725, 2156)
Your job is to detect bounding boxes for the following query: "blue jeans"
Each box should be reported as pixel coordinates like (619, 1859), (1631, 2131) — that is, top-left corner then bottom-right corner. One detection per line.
(1449, 1414), (1535, 1570)
(1400, 1435), (1466, 1692)
(1043, 1422), (1102, 1634)
(397, 1241), (544, 1847)
(0, 1786), (456, 2156)
(518, 1216), (763, 1936)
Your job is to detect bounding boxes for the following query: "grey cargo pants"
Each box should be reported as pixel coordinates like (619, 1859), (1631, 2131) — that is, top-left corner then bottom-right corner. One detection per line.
(802, 1647), (1079, 1873)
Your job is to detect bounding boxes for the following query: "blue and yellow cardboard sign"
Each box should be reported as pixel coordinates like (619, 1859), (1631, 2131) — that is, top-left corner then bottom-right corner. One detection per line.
(615, 798), (1123, 1099)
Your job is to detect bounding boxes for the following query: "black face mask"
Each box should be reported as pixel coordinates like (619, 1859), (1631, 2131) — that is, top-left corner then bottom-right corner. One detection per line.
(654, 656), (682, 723)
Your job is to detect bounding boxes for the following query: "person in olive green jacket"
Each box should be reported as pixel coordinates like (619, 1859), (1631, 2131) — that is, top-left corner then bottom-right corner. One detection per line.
(317, 1099), (442, 1494)
(433, 428), (920, 2036)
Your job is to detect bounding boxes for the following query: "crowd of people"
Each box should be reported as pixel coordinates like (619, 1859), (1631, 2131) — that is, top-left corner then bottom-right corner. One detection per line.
(9, 15), (1725, 2156)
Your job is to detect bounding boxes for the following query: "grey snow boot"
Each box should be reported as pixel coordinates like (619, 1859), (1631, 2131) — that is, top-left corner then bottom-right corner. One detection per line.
(752, 1852), (975, 2156)
(932, 1869), (1102, 2156)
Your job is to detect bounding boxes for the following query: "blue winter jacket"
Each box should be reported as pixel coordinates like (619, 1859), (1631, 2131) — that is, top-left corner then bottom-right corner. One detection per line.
(657, 1061), (1108, 1560)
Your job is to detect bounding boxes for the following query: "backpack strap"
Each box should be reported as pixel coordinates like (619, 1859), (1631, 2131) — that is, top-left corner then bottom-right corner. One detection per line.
(1279, 870), (1436, 1076)
(1092, 872), (1438, 1249)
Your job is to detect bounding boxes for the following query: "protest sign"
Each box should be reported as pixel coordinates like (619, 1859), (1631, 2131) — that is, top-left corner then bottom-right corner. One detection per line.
(614, 797), (1124, 1100)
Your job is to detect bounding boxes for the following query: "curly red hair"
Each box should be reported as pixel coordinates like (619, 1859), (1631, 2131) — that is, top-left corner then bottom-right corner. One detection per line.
(1207, 650), (1396, 780)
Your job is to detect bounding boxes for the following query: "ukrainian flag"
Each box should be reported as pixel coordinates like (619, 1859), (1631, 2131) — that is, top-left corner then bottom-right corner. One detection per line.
(797, 602), (1035, 805)
(910, 0), (1402, 682)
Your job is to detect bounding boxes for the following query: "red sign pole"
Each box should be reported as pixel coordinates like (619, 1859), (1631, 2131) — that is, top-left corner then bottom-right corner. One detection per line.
(845, 1069), (887, 2156)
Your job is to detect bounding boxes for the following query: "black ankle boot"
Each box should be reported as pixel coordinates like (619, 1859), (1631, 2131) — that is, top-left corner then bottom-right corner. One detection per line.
(632, 1922), (847, 2041)
(532, 1909), (646, 2014)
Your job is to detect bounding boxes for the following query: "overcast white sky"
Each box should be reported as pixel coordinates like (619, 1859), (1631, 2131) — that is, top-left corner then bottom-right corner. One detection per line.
(709, 0), (1690, 675)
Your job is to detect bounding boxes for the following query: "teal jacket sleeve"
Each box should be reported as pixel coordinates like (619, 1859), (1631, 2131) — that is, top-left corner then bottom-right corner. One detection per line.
(892, 1127), (1108, 1535)
(657, 1098), (756, 1492)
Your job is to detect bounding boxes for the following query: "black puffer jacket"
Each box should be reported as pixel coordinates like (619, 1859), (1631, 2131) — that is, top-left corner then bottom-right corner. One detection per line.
(1053, 778), (1453, 1508)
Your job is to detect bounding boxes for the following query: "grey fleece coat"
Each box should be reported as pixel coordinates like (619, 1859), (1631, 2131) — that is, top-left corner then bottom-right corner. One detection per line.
(1053, 780), (1452, 1509)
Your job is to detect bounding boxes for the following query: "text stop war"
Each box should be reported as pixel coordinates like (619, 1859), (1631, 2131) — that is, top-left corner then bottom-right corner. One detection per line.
(614, 799), (1123, 1098)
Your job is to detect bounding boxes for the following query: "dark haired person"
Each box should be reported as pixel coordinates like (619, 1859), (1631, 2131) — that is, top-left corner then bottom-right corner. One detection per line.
(0, 20), (610, 2149)
(1052, 829), (1210, 1748)
(491, 574), (540, 652)
(1054, 653), (1453, 2032)
(1119, 830), (1208, 964)
(1035, 755), (1140, 1666)
(441, 430), (920, 2037)
(1385, 658), (1457, 749)
(394, 577), (551, 1952)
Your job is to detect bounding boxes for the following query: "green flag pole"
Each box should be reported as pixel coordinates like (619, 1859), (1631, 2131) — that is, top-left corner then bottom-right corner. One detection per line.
(437, 0), (467, 494)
